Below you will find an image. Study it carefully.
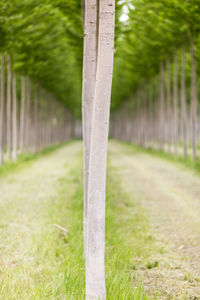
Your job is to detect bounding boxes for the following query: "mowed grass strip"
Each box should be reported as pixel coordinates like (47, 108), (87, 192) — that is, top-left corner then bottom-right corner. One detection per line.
(0, 144), (157, 299)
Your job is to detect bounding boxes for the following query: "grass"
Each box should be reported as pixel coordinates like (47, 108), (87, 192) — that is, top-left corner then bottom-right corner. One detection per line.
(0, 140), (75, 177)
(117, 139), (200, 175)
(0, 142), (159, 299)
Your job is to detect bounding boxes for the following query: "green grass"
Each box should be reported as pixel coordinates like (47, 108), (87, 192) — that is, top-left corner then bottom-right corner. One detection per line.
(117, 139), (200, 175)
(105, 162), (156, 299)
(0, 143), (160, 299)
(0, 140), (75, 177)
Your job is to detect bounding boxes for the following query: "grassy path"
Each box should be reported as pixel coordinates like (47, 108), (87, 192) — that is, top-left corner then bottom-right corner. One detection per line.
(0, 141), (83, 299)
(109, 140), (200, 299)
(0, 141), (151, 299)
(1, 140), (200, 299)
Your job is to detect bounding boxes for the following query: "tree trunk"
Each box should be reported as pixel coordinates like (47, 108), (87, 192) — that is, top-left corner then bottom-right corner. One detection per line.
(166, 55), (171, 154)
(25, 78), (31, 151)
(12, 72), (17, 162)
(86, 0), (115, 299)
(173, 46), (178, 156)
(0, 53), (5, 165)
(149, 80), (153, 147)
(181, 41), (188, 158)
(34, 82), (39, 153)
(82, 0), (97, 255)
(19, 75), (26, 153)
(7, 55), (12, 160)
(159, 62), (165, 151)
(190, 33), (197, 160)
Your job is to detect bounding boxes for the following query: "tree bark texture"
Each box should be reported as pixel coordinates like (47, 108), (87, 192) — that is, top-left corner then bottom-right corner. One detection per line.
(86, 0), (115, 299)
(82, 0), (98, 255)
(0, 53), (5, 165)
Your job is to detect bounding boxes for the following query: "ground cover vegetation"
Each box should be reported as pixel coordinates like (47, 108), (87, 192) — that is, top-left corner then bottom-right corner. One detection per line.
(112, 0), (200, 161)
(1, 1), (200, 299)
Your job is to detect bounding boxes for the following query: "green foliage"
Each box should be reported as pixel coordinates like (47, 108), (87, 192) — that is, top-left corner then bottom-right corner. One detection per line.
(112, 0), (200, 109)
(0, 0), (83, 115)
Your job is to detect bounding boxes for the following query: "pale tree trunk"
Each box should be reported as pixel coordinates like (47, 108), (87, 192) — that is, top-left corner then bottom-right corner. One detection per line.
(181, 41), (188, 158)
(190, 33), (197, 160)
(7, 55), (12, 160)
(19, 75), (26, 153)
(34, 82), (39, 153)
(166, 55), (171, 154)
(173, 46), (178, 156)
(25, 78), (31, 151)
(82, 0), (97, 255)
(12, 72), (17, 162)
(159, 62), (164, 151)
(137, 88), (141, 145)
(0, 53), (5, 165)
(86, 0), (115, 299)
(149, 79), (153, 147)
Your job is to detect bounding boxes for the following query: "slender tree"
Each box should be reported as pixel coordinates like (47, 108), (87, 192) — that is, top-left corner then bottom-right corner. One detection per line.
(34, 82), (39, 153)
(190, 33), (197, 160)
(181, 41), (187, 158)
(7, 55), (12, 160)
(25, 78), (31, 151)
(19, 76), (26, 153)
(173, 46), (178, 156)
(82, 0), (98, 255)
(0, 53), (5, 165)
(12, 72), (17, 162)
(86, 0), (115, 298)
(166, 55), (171, 154)
(159, 62), (165, 151)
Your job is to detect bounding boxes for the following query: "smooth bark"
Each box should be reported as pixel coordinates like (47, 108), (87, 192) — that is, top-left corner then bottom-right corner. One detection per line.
(0, 53), (5, 165)
(159, 62), (165, 151)
(173, 46), (178, 156)
(7, 55), (12, 160)
(12, 72), (17, 162)
(190, 33), (197, 160)
(86, 0), (115, 299)
(25, 78), (31, 150)
(34, 82), (39, 152)
(166, 56), (171, 154)
(181, 41), (188, 158)
(82, 0), (97, 255)
(19, 76), (26, 153)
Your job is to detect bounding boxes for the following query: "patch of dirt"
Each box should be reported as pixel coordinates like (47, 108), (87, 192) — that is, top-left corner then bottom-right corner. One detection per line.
(109, 141), (200, 299)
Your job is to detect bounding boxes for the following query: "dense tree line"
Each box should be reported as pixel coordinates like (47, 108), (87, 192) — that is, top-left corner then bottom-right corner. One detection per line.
(112, 0), (200, 159)
(0, 54), (75, 165)
(0, 0), (81, 165)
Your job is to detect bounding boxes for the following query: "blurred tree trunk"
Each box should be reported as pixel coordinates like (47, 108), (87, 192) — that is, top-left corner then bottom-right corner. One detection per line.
(19, 75), (26, 153)
(34, 82), (39, 153)
(149, 79), (153, 147)
(173, 46), (178, 156)
(12, 72), (17, 162)
(181, 41), (188, 158)
(159, 62), (164, 151)
(25, 78), (31, 151)
(7, 55), (12, 160)
(166, 55), (171, 154)
(86, 0), (115, 299)
(82, 0), (97, 255)
(0, 53), (5, 165)
(190, 33), (197, 160)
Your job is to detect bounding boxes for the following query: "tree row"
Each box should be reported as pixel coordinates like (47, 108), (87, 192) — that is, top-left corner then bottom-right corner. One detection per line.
(0, 53), (75, 166)
(111, 34), (199, 159)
